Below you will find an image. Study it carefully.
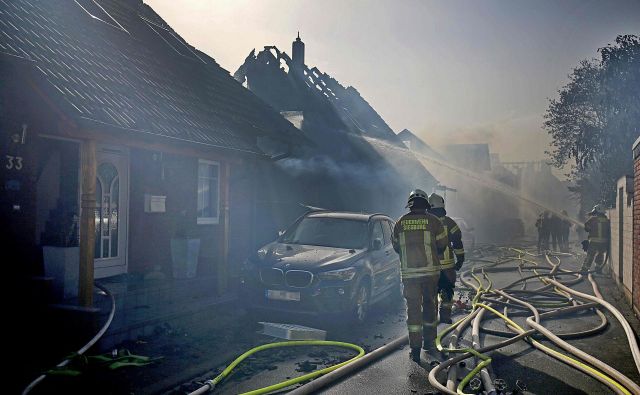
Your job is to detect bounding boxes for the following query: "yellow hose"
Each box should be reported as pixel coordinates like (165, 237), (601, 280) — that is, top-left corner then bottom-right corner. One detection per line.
(475, 303), (631, 394)
(191, 340), (365, 395)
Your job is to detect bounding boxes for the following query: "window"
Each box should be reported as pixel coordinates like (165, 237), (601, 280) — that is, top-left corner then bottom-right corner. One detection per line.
(281, 217), (368, 249)
(197, 160), (219, 224)
(95, 162), (120, 258)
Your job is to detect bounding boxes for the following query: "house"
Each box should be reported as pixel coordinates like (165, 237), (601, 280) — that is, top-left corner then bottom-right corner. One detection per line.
(607, 176), (634, 306)
(442, 143), (492, 172)
(1, 0), (306, 348)
(399, 132), (575, 243)
(397, 128), (446, 162)
(633, 136), (640, 317)
(234, 35), (437, 219)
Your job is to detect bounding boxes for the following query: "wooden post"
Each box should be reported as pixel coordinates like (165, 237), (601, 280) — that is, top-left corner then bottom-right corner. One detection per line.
(217, 162), (231, 295)
(78, 139), (97, 307)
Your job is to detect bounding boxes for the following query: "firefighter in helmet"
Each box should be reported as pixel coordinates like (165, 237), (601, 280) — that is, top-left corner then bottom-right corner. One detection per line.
(392, 189), (449, 362)
(427, 193), (465, 324)
(580, 205), (610, 274)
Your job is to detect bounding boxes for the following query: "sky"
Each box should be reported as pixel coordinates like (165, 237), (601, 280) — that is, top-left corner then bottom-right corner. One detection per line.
(145, 0), (640, 162)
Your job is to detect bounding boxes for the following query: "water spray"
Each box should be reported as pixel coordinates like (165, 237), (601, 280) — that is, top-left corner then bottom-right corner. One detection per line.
(358, 135), (585, 227)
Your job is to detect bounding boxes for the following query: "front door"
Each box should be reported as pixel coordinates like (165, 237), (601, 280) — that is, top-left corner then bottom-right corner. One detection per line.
(94, 145), (129, 278)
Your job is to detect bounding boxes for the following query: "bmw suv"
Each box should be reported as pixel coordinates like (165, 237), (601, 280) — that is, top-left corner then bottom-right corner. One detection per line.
(240, 210), (401, 323)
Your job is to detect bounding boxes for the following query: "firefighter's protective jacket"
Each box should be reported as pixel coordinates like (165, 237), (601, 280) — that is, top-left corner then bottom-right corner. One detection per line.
(584, 214), (610, 244)
(392, 211), (449, 279)
(439, 216), (465, 270)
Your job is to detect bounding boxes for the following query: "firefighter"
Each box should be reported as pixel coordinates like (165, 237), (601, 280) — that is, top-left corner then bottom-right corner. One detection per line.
(549, 213), (561, 251)
(535, 213), (544, 253)
(392, 189), (449, 362)
(580, 205), (610, 274)
(535, 211), (551, 253)
(427, 193), (464, 325)
(559, 209), (572, 252)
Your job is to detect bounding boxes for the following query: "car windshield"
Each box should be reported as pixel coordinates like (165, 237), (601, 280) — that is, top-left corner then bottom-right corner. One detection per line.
(281, 217), (368, 249)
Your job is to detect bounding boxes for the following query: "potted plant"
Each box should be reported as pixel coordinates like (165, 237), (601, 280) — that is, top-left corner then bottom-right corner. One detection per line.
(170, 210), (200, 279)
(41, 200), (80, 300)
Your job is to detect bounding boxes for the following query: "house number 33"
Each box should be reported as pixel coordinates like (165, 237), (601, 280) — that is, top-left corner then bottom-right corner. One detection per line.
(6, 155), (23, 170)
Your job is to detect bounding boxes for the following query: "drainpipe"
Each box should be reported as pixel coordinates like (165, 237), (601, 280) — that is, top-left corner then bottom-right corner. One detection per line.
(78, 139), (97, 307)
(217, 162), (231, 295)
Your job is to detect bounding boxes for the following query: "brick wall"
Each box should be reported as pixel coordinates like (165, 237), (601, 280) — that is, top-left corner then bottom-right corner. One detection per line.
(633, 137), (640, 316)
(609, 176), (634, 303)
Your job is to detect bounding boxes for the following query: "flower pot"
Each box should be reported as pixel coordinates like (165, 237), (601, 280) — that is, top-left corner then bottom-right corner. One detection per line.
(170, 238), (200, 279)
(43, 246), (80, 300)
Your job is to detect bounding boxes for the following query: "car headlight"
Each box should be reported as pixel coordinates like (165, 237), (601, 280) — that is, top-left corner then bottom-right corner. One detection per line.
(318, 267), (357, 281)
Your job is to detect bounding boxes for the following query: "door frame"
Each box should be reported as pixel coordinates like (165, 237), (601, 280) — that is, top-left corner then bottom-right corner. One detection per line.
(94, 144), (130, 279)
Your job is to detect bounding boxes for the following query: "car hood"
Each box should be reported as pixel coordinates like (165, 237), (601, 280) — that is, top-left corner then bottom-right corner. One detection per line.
(257, 242), (365, 271)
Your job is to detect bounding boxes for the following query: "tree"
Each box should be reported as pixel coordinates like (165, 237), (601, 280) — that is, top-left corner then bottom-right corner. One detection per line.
(544, 35), (640, 211)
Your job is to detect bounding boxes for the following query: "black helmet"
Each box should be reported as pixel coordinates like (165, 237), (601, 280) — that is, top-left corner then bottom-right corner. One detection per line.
(406, 189), (429, 208)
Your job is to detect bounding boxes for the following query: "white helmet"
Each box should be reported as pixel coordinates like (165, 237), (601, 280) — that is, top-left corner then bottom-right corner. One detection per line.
(588, 204), (603, 215)
(428, 193), (445, 209)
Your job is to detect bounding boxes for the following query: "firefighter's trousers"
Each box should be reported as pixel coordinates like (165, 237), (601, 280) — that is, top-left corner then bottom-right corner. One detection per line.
(438, 268), (456, 323)
(581, 242), (608, 272)
(402, 275), (439, 350)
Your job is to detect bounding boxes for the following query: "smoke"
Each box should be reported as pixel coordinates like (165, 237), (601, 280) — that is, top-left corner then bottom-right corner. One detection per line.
(277, 155), (395, 188)
(419, 113), (555, 166)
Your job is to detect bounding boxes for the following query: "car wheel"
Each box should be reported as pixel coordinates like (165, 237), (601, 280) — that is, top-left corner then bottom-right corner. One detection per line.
(354, 283), (370, 323)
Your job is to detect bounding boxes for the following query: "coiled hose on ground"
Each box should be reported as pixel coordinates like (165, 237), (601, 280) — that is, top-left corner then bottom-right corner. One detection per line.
(189, 244), (640, 395)
(428, 246), (640, 395)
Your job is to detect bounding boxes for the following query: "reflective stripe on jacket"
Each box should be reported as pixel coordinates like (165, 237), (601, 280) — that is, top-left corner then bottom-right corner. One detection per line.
(392, 211), (449, 279)
(584, 214), (610, 243)
(438, 216), (465, 269)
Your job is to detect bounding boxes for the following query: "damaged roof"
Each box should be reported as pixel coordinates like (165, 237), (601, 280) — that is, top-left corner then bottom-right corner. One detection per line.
(397, 128), (446, 161)
(235, 44), (437, 186)
(235, 46), (402, 144)
(0, 0), (302, 155)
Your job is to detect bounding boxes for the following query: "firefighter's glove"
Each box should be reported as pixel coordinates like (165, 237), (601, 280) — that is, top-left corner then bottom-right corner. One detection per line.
(581, 240), (589, 252)
(455, 256), (465, 271)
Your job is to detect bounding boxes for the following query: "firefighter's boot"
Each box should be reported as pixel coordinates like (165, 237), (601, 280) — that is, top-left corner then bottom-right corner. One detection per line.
(410, 347), (421, 363)
(439, 303), (452, 324)
(422, 323), (438, 352)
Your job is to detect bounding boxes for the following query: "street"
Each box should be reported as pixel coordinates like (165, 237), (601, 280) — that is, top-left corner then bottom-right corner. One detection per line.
(47, 243), (637, 395)
(4, 2), (640, 395)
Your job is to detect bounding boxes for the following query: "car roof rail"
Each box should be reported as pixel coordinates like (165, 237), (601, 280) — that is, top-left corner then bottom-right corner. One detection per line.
(369, 213), (390, 219)
(299, 203), (329, 212)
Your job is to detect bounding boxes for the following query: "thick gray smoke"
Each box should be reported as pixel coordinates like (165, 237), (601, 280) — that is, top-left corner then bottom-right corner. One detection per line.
(277, 155), (393, 187)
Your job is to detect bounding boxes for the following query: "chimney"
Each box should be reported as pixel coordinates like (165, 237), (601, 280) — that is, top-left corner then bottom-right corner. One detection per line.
(292, 32), (305, 68)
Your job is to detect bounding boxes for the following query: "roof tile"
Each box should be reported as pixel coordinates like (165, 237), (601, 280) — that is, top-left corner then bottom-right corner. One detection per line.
(1, 0), (304, 154)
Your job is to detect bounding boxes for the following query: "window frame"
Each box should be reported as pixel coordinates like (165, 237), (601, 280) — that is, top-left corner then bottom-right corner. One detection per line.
(196, 159), (220, 225)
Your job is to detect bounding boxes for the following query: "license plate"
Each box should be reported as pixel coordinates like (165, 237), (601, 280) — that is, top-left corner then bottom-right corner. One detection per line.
(266, 289), (300, 301)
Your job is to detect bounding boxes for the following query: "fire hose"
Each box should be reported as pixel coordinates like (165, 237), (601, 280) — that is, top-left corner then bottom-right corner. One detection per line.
(428, 247), (640, 395)
(22, 282), (116, 395)
(187, 340), (365, 395)
(190, 245), (640, 394)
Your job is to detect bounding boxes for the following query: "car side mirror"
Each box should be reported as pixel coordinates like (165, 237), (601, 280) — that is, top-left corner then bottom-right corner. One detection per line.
(278, 230), (285, 237)
(372, 238), (383, 251)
